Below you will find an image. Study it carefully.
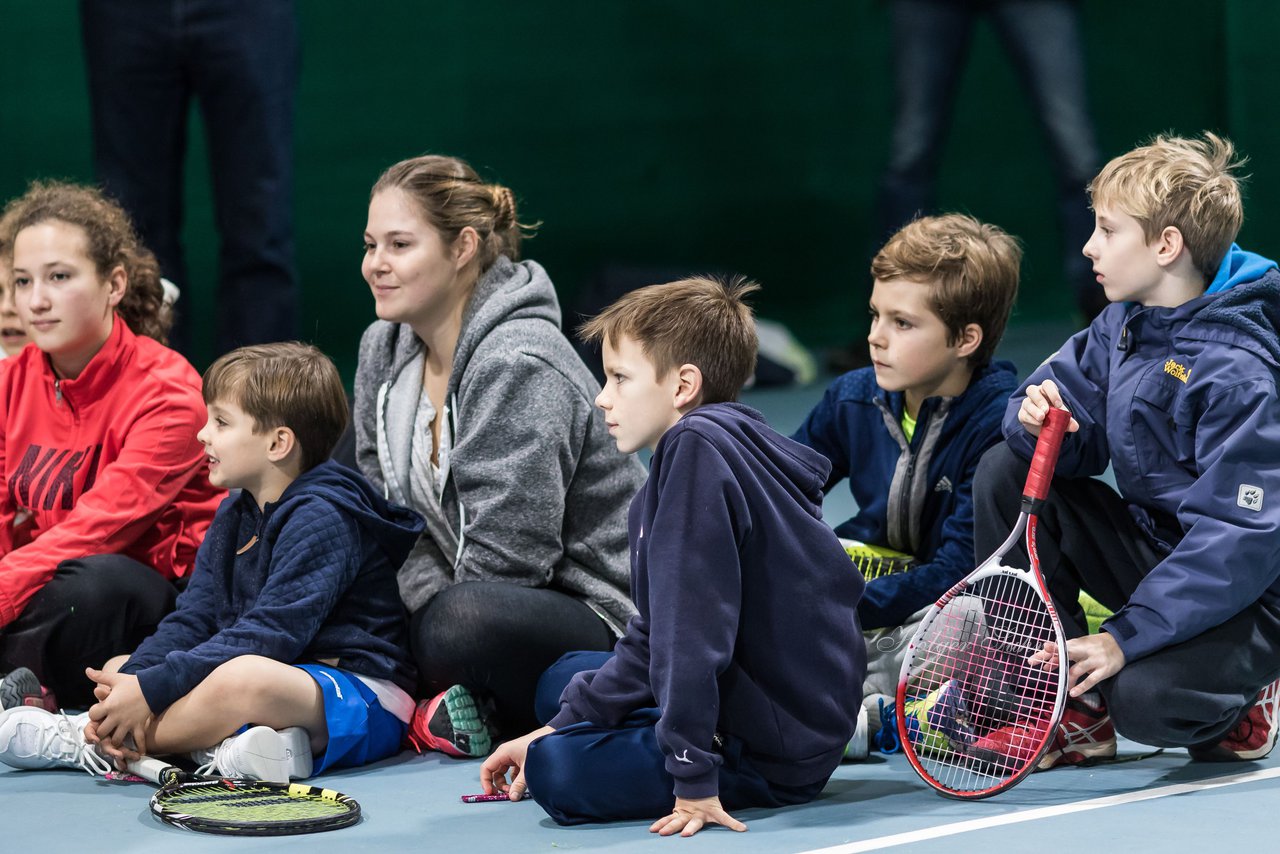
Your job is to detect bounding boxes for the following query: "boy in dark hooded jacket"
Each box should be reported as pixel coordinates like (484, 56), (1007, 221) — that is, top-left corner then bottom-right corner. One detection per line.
(976, 133), (1280, 769)
(480, 277), (865, 836)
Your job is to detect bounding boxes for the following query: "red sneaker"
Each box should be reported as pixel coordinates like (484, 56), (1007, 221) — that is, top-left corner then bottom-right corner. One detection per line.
(1038, 693), (1116, 769)
(969, 717), (1053, 770)
(405, 684), (497, 759)
(1189, 679), (1280, 762)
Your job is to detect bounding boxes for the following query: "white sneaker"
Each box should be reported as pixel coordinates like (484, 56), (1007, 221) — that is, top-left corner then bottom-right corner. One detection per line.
(0, 707), (110, 775)
(844, 704), (870, 761)
(195, 726), (312, 782)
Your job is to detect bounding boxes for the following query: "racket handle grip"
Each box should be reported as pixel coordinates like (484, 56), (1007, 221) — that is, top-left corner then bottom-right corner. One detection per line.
(126, 756), (171, 785)
(1022, 406), (1070, 508)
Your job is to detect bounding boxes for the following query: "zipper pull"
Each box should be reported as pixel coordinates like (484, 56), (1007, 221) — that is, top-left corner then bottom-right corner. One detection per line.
(1117, 325), (1129, 352)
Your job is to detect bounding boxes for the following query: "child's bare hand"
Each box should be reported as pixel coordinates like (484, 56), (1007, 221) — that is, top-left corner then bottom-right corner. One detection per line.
(1018, 381), (1080, 436)
(86, 668), (152, 758)
(650, 796), (747, 837)
(1064, 633), (1125, 696)
(480, 725), (553, 801)
(1028, 640), (1061, 671)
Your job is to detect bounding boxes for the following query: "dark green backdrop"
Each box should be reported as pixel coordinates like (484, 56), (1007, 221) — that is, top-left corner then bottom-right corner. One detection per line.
(3, 1), (1278, 378)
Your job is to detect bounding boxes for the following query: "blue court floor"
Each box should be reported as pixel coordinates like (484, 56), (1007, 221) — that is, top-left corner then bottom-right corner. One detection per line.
(10, 320), (1269, 852)
(5, 735), (1273, 852)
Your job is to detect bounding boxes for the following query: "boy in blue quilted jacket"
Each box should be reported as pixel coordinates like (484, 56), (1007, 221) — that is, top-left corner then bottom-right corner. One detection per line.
(0, 343), (423, 781)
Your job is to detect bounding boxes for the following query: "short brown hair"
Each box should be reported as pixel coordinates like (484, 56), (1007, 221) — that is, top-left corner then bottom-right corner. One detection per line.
(579, 276), (758, 404)
(203, 343), (349, 473)
(3, 181), (171, 343)
(1088, 132), (1245, 280)
(870, 214), (1021, 368)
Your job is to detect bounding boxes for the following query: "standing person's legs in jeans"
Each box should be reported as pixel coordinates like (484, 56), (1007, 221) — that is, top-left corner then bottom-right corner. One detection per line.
(874, 0), (978, 243)
(79, 0), (299, 356)
(411, 581), (617, 734)
(186, 0), (300, 353)
(0, 555), (178, 708)
(988, 0), (1102, 319)
(80, 0), (191, 343)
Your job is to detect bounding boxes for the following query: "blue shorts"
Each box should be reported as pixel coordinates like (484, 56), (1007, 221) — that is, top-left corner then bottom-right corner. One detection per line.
(296, 664), (407, 775)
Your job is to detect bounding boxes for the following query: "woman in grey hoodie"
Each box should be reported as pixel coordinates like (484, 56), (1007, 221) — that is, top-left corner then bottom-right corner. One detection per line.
(355, 155), (645, 757)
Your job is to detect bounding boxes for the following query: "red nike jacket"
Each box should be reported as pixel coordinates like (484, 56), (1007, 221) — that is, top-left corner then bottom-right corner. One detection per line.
(0, 317), (224, 627)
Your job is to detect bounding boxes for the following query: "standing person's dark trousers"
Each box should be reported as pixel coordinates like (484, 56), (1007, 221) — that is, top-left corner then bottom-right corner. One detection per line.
(876, 0), (1102, 319)
(973, 442), (1280, 749)
(80, 0), (300, 356)
(0, 556), (177, 708)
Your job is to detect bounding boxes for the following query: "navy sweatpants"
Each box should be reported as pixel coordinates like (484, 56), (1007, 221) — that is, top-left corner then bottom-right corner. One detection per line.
(524, 651), (824, 826)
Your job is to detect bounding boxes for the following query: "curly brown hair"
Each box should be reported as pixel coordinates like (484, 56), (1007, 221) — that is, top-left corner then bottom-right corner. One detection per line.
(2, 181), (171, 343)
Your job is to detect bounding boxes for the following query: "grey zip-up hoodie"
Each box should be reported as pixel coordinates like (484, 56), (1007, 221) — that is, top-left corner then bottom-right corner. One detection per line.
(354, 256), (645, 630)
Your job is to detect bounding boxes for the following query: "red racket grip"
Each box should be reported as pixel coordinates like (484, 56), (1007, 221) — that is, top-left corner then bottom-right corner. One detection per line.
(1022, 406), (1070, 507)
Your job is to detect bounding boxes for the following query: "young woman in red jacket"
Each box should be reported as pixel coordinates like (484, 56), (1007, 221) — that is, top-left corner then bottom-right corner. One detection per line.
(0, 182), (223, 708)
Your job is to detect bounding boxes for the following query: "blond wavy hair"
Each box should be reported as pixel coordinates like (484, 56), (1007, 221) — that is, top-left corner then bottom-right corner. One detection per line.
(1088, 132), (1245, 279)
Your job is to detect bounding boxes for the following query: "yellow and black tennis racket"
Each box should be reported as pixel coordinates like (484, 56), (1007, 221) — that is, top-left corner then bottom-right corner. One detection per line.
(841, 539), (916, 581)
(126, 756), (361, 835)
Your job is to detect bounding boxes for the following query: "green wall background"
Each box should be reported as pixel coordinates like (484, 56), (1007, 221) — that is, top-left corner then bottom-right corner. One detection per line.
(2, 1), (1278, 378)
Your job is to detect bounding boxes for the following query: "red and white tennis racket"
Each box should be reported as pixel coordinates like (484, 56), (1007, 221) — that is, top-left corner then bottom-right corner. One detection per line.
(896, 406), (1071, 799)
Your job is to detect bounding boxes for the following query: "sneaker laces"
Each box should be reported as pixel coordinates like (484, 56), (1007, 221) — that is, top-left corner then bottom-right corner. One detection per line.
(44, 711), (110, 776)
(193, 748), (219, 778)
(195, 738), (245, 779)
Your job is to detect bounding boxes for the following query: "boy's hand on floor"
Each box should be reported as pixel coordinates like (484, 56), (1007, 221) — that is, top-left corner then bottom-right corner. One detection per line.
(85, 668), (152, 760)
(651, 796), (747, 837)
(1018, 381), (1080, 436)
(480, 725), (554, 801)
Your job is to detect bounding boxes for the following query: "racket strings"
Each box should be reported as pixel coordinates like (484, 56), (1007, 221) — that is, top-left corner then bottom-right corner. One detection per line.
(901, 570), (1065, 795)
(158, 784), (353, 821)
(846, 551), (915, 581)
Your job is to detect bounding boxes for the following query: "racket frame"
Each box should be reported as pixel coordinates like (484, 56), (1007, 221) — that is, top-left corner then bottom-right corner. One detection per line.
(126, 755), (361, 835)
(895, 408), (1072, 799)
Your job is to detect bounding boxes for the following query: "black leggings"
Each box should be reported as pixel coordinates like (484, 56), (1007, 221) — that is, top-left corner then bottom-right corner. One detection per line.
(411, 581), (617, 734)
(0, 554), (177, 708)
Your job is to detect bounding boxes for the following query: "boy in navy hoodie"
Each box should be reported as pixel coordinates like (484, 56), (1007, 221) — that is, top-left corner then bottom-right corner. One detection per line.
(975, 133), (1280, 767)
(792, 214), (1020, 758)
(0, 343), (423, 781)
(480, 277), (865, 836)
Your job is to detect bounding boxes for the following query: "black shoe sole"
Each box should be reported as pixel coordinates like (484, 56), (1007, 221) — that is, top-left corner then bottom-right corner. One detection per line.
(0, 667), (41, 710)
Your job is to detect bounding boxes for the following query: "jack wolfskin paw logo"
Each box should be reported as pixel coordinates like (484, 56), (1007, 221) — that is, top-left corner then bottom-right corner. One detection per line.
(1238, 484), (1264, 512)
